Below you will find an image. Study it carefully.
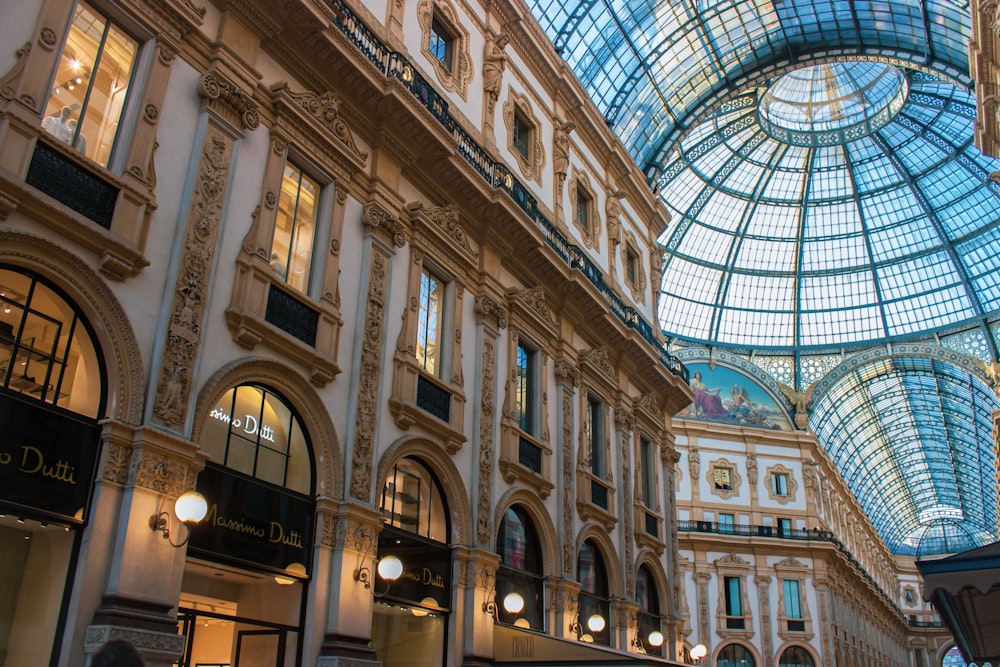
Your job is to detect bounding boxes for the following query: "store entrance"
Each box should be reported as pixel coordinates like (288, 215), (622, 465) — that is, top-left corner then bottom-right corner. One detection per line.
(177, 609), (293, 667)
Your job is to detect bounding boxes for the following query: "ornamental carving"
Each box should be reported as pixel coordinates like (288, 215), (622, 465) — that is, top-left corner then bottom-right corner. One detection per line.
(775, 557), (808, 569)
(423, 204), (478, 258)
(417, 0), (473, 98)
(715, 553), (750, 567)
(562, 387), (575, 575)
(707, 458), (741, 500)
(362, 204), (406, 248)
(474, 294), (508, 330)
(134, 452), (189, 494)
(154, 133), (232, 426)
(271, 82), (368, 161)
(687, 447), (700, 479)
(554, 359), (580, 387)
(476, 336), (496, 545)
(0, 42), (30, 101)
(101, 440), (132, 486)
(319, 513), (339, 547)
(197, 71), (260, 130)
(621, 430), (634, 597)
(580, 346), (614, 379)
(510, 286), (555, 325)
(350, 251), (389, 500)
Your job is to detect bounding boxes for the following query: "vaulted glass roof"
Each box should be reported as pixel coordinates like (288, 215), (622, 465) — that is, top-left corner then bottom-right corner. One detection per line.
(810, 357), (999, 556)
(655, 67), (1000, 351)
(523, 0), (1000, 558)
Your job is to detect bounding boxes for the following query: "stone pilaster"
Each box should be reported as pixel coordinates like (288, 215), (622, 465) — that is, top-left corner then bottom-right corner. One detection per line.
(555, 357), (579, 577)
(473, 294), (507, 546)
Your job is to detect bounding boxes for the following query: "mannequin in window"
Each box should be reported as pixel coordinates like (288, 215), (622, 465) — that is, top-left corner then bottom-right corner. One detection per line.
(42, 105), (74, 144)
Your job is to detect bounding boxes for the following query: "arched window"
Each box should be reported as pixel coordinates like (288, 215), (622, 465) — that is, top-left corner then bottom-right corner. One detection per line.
(577, 540), (611, 645)
(717, 643), (755, 667)
(636, 565), (664, 656)
(779, 645), (815, 667)
(375, 457), (452, 667)
(0, 267), (103, 416)
(381, 457), (448, 542)
(496, 506), (544, 630)
(201, 384), (313, 495)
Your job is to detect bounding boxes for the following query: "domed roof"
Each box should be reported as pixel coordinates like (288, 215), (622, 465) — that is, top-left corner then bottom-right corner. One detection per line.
(655, 64), (1000, 351)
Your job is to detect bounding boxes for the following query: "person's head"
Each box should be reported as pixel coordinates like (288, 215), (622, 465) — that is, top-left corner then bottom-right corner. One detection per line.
(91, 639), (144, 667)
(67, 119), (77, 130)
(60, 105), (73, 120)
(694, 371), (702, 380)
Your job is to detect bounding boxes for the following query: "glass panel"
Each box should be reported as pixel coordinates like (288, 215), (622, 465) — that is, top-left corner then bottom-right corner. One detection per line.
(783, 580), (801, 619)
(380, 458), (448, 543)
(416, 268), (444, 376)
(587, 397), (604, 477)
(372, 602), (445, 667)
(725, 576), (742, 616)
(515, 341), (535, 434)
(43, 1), (137, 167)
(271, 164), (318, 293)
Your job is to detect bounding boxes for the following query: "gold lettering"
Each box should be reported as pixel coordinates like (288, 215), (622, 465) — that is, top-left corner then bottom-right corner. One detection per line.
(205, 504), (266, 538)
(0, 451), (11, 465)
(18, 445), (76, 485)
(269, 521), (284, 543)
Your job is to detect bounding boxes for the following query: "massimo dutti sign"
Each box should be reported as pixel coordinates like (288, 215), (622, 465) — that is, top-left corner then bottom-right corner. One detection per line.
(0, 395), (99, 523)
(188, 463), (314, 577)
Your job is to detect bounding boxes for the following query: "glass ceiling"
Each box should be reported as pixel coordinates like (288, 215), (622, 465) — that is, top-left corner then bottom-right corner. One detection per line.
(523, 0), (1000, 557)
(655, 67), (1000, 351)
(809, 357), (998, 556)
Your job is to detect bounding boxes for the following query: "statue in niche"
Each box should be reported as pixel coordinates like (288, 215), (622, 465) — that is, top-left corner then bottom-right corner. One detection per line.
(483, 32), (509, 113)
(553, 118), (575, 194)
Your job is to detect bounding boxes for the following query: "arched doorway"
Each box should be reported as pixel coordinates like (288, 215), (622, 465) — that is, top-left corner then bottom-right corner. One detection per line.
(717, 643), (755, 667)
(635, 565), (665, 657)
(779, 645), (816, 667)
(496, 505), (544, 629)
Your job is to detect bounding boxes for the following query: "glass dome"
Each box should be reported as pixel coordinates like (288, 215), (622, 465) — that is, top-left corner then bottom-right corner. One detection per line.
(654, 66), (1000, 352)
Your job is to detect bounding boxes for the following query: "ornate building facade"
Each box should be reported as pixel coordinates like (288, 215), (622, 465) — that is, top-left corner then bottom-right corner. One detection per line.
(0, 0), (692, 665)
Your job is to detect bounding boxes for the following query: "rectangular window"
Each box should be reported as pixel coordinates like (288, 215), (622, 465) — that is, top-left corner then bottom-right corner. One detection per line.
(640, 436), (655, 506)
(512, 110), (531, 158)
(516, 339), (537, 434)
(771, 472), (789, 496)
(778, 517), (793, 534)
(713, 467), (733, 491)
(626, 246), (638, 285)
(576, 188), (591, 232)
(429, 16), (453, 69)
(586, 395), (605, 478)
(718, 513), (734, 531)
(783, 580), (802, 619)
(43, 1), (139, 167)
(271, 162), (319, 293)
(416, 267), (445, 375)
(724, 576), (744, 628)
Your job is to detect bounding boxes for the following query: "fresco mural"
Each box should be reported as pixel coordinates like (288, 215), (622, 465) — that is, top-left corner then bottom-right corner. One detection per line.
(677, 363), (792, 431)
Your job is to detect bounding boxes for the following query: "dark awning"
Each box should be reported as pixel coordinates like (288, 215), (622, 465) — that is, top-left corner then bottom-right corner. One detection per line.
(917, 540), (1000, 664)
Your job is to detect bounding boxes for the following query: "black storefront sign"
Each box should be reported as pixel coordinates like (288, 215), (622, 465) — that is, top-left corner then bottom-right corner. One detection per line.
(378, 526), (451, 611)
(0, 395), (99, 523)
(188, 463), (314, 577)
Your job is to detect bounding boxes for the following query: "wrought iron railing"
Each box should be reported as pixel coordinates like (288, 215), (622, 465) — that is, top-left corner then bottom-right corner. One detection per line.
(327, 0), (687, 383)
(416, 374), (451, 422)
(265, 284), (318, 346)
(518, 436), (543, 474)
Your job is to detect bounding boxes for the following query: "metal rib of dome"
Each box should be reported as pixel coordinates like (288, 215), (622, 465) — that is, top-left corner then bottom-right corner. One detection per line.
(809, 357), (999, 556)
(655, 67), (1000, 351)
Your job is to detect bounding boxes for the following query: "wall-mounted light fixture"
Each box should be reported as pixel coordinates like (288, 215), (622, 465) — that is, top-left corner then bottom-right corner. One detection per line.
(690, 643), (708, 665)
(482, 590), (525, 620)
(631, 628), (665, 654)
(354, 554), (403, 592)
(148, 489), (208, 548)
(570, 612), (606, 642)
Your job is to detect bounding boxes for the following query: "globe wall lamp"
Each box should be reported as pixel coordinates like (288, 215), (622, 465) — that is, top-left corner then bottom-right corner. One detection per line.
(483, 590), (525, 620)
(632, 629), (664, 653)
(570, 612), (606, 642)
(690, 643), (708, 664)
(148, 489), (208, 548)
(355, 554), (403, 592)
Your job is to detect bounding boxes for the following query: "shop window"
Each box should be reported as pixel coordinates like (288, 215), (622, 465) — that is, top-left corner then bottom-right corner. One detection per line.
(724, 576), (745, 629)
(718, 643), (755, 666)
(515, 339), (538, 436)
(429, 15), (454, 70)
(576, 540), (611, 645)
(495, 506), (544, 630)
(380, 457), (448, 543)
(270, 163), (319, 294)
(0, 267), (102, 417)
(778, 645), (815, 667)
(635, 565), (664, 656)
(200, 384), (313, 495)
(42, 1), (139, 168)
(783, 579), (805, 631)
(375, 457), (451, 666)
